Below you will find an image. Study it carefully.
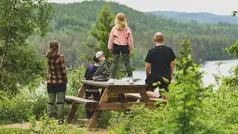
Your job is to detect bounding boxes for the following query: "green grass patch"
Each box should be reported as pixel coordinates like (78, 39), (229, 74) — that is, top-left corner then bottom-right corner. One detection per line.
(0, 128), (33, 134)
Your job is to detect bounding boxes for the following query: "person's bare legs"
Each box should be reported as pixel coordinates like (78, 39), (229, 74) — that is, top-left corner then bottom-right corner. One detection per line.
(146, 91), (159, 98)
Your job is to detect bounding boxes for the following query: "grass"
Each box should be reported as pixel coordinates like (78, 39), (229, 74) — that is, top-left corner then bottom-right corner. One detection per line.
(0, 123), (109, 134)
(0, 128), (33, 134)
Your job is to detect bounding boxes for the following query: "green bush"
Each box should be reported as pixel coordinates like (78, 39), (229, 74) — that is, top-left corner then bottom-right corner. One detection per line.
(29, 112), (67, 134)
(0, 77), (47, 123)
(109, 105), (160, 134)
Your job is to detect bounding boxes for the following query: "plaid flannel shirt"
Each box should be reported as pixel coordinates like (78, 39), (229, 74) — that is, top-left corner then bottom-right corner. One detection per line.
(47, 55), (67, 84)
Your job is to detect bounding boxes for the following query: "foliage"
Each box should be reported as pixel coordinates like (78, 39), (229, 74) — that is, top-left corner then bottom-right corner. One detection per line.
(66, 65), (85, 96)
(29, 1), (238, 68)
(0, 66), (88, 126)
(109, 105), (160, 134)
(84, 4), (114, 60)
(0, 77), (47, 123)
(233, 11), (238, 16)
(0, 0), (53, 93)
(109, 40), (238, 134)
(1, 45), (46, 93)
(226, 41), (238, 57)
(0, 128), (33, 134)
(150, 11), (238, 24)
(152, 41), (209, 134)
(29, 112), (67, 134)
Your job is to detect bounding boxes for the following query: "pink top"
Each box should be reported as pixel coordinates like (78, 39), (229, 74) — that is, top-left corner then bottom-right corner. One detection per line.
(108, 27), (134, 50)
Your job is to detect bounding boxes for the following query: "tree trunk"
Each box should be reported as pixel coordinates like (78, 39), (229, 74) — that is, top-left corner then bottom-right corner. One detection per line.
(0, 0), (17, 86)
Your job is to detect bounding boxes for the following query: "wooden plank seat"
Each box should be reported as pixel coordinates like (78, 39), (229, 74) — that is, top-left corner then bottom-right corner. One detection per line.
(65, 96), (98, 104)
(125, 93), (167, 102)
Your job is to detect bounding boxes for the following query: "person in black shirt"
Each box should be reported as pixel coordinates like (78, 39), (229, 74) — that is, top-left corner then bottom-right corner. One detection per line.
(145, 32), (176, 99)
(84, 56), (100, 119)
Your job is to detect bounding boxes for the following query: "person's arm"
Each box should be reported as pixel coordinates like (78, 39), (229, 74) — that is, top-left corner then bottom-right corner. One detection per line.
(84, 67), (89, 79)
(127, 27), (134, 52)
(145, 50), (152, 78)
(108, 28), (114, 52)
(169, 48), (176, 80)
(93, 61), (104, 76)
(170, 60), (175, 80)
(145, 62), (151, 78)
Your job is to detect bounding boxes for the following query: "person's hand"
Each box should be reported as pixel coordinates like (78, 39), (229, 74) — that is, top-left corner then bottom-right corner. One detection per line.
(129, 48), (132, 55)
(170, 74), (173, 81)
(109, 49), (112, 53)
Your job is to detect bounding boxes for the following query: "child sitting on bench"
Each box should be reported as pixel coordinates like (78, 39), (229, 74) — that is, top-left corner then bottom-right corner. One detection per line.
(92, 51), (110, 81)
(84, 56), (101, 119)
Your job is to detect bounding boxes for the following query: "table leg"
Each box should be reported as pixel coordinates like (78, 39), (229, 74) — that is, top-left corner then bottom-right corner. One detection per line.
(66, 85), (86, 122)
(140, 88), (150, 102)
(140, 88), (154, 109)
(118, 93), (128, 103)
(88, 88), (109, 128)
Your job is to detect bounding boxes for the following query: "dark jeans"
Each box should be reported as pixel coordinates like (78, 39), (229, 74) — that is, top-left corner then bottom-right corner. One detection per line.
(85, 90), (100, 119)
(110, 43), (133, 78)
(145, 74), (170, 92)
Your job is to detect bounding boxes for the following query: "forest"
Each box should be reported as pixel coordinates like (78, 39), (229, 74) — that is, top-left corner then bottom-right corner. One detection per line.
(149, 11), (238, 24)
(28, 0), (238, 68)
(0, 0), (238, 133)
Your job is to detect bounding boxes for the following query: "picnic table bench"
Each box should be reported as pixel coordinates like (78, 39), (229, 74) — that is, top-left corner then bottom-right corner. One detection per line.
(65, 80), (166, 128)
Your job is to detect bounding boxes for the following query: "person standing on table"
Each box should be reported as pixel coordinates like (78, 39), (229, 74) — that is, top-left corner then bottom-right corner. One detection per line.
(84, 56), (101, 119)
(92, 51), (110, 81)
(46, 40), (67, 125)
(107, 12), (134, 84)
(145, 32), (176, 99)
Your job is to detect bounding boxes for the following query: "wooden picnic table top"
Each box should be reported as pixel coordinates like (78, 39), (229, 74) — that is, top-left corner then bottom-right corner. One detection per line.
(81, 80), (147, 88)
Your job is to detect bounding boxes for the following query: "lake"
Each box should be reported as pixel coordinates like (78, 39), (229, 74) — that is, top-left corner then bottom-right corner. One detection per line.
(131, 59), (238, 86)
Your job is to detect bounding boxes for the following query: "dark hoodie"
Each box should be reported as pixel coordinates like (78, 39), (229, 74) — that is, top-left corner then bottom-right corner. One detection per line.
(92, 59), (110, 81)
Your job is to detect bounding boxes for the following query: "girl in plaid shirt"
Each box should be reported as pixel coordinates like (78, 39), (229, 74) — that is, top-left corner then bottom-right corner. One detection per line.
(46, 40), (67, 124)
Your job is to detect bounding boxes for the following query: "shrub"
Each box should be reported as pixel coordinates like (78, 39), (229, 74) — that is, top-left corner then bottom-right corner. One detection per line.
(109, 105), (160, 134)
(0, 77), (47, 123)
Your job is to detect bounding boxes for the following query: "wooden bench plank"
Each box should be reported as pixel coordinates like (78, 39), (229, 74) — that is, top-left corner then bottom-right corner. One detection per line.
(125, 93), (167, 102)
(92, 102), (154, 110)
(65, 96), (98, 104)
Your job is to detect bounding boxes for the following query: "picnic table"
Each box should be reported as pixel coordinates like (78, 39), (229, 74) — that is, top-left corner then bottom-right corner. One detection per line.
(65, 80), (165, 128)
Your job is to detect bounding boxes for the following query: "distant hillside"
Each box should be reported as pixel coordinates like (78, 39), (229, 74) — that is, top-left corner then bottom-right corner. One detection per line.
(149, 11), (238, 24)
(28, 1), (238, 67)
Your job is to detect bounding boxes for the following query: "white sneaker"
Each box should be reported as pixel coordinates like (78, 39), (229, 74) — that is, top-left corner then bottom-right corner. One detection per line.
(107, 78), (114, 84)
(128, 77), (134, 84)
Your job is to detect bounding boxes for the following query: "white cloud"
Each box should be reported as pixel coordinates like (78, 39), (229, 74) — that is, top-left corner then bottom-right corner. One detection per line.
(48, 0), (238, 15)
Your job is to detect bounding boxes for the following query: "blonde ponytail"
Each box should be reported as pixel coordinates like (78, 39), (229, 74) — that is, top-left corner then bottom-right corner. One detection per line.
(114, 13), (127, 30)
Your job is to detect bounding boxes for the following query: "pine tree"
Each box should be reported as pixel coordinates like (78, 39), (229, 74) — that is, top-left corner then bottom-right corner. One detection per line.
(156, 41), (207, 134)
(84, 4), (114, 60)
(232, 11), (238, 16)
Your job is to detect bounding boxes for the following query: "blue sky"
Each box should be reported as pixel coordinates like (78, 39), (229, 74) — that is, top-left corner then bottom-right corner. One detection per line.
(49, 0), (238, 15)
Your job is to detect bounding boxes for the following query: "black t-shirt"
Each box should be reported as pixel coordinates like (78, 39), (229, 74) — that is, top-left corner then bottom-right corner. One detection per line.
(145, 45), (176, 79)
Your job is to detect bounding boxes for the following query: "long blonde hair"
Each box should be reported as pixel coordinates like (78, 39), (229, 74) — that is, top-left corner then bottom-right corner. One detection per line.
(114, 13), (127, 30)
(46, 40), (60, 57)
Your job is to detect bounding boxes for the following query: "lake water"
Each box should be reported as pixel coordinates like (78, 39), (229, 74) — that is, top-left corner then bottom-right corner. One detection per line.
(132, 60), (238, 86)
